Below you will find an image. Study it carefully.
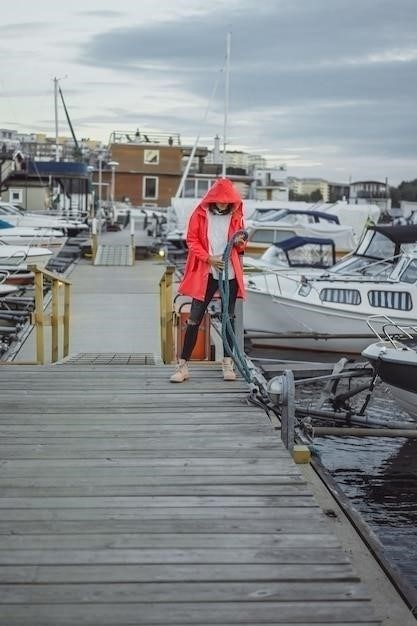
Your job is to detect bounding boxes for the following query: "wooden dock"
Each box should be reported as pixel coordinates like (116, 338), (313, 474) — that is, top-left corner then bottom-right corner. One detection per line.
(0, 361), (380, 625)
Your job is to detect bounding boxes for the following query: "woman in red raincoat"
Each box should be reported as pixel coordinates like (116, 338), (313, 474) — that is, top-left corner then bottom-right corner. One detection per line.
(170, 178), (246, 382)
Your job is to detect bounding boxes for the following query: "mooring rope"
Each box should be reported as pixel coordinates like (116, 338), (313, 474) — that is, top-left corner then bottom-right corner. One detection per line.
(218, 230), (253, 383)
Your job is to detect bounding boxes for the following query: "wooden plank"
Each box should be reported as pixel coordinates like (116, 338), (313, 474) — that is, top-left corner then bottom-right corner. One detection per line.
(0, 474), (305, 488)
(0, 433), (281, 446)
(0, 601), (377, 624)
(0, 411), (264, 421)
(0, 563), (357, 584)
(0, 483), (310, 497)
(0, 532), (340, 550)
(0, 495), (316, 509)
(0, 507), (324, 522)
(0, 518), (334, 535)
(0, 581), (369, 603)
(0, 424), (275, 435)
(0, 458), (301, 475)
(0, 547), (349, 565)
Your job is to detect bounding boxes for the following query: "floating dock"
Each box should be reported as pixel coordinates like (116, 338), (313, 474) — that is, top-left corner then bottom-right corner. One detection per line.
(0, 235), (412, 625)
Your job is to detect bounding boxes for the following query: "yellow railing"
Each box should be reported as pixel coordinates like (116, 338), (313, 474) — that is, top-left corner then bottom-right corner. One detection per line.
(159, 265), (175, 364)
(29, 265), (71, 364)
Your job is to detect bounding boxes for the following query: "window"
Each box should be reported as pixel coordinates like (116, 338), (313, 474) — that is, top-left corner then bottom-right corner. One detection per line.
(197, 180), (210, 197)
(249, 228), (275, 244)
(143, 176), (158, 200)
(320, 288), (362, 305)
(9, 189), (23, 204)
(400, 260), (417, 284)
(144, 149), (159, 165)
(184, 180), (196, 198)
(249, 228), (295, 244)
(368, 290), (412, 311)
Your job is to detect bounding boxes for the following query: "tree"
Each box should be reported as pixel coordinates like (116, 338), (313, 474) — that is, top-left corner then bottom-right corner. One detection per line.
(310, 189), (323, 202)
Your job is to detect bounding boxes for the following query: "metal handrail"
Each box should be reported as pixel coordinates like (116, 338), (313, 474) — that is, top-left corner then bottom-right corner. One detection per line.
(366, 314), (417, 346)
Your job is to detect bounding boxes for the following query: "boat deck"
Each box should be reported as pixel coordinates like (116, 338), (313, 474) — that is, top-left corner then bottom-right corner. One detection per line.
(0, 242), (385, 624)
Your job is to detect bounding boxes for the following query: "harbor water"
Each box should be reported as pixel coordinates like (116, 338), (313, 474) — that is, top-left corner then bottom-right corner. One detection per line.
(250, 346), (417, 598)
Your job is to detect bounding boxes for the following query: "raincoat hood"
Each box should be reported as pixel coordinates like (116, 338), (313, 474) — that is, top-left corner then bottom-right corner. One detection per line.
(200, 178), (242, 210)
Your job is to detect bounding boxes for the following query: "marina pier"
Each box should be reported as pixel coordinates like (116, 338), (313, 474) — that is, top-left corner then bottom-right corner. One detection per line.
(0, 235), (414, 625)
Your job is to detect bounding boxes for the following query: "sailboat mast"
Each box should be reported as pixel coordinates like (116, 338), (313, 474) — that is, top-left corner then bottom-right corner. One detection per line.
(54, 77), (59, 162)
(222, 32), (231, 178)
(174, 66), (223, 199)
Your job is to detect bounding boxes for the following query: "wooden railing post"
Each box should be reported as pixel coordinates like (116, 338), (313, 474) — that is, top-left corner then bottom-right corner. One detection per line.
(51, 279), (59, 363)
(33, 268), (45, 365)
(159, 266), (175, 364)
(63, 283), (71, 358)
(29, 265), (72, 364)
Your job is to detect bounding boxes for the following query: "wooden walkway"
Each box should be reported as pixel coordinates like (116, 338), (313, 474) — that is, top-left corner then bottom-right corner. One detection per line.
(0, 361), (380, 625)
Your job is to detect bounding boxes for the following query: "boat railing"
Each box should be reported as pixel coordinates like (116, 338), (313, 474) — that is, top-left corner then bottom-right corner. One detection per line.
(247, 270), (302, 298)
(366, 314), (417, 347)
(28, 264), (71, 364)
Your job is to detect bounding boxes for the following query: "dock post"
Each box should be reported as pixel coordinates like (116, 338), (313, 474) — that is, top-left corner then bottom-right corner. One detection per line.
(281, 369), (295, 452)
(159, 266), (175, 363)
(91, 218), (98, 263)
(130, 218), (135, 265)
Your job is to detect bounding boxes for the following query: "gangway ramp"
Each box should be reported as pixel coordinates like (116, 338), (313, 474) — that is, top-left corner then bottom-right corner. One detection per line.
(93, 244), (133, 266)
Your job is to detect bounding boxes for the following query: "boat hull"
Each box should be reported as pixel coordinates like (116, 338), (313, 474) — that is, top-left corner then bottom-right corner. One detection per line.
(361, 341), (417, 420)
(244, 289), (395, 353)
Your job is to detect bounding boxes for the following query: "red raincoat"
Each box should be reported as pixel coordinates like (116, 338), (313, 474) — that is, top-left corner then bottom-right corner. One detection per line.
(179, 178), (246, 301)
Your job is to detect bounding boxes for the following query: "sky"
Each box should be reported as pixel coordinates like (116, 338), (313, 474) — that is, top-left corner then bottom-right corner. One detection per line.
(1, 0), (417, 185)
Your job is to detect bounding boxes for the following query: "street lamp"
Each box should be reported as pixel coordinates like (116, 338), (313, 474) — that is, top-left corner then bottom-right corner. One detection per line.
(97, 153), (104, 215)
(108, 161), (119, 203)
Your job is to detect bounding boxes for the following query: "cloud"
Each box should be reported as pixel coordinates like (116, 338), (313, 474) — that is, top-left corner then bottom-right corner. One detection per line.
(2, 0), (417, 182)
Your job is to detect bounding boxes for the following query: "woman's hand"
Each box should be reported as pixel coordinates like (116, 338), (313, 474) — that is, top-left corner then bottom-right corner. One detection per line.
(234, 235), (247, 246)
(208, 255), (224, 270)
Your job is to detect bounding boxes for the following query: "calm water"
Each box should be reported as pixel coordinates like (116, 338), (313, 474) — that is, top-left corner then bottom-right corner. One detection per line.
(250, 347), (417, 594)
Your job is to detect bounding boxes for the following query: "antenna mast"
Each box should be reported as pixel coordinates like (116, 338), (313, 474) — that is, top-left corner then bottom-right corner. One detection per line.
(222, 32), (231, 178)
(54, 77), (59, 162)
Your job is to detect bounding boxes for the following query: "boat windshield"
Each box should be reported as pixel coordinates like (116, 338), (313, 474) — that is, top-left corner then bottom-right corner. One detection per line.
(361, 230), (397, 259)
(332, 256), (393, 278)
(249, 209), (287, 222)
(0, 204), (23, 216)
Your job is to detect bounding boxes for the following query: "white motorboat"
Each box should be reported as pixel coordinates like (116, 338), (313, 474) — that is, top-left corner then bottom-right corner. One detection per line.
(361, 317), (417, 420)
(0, 218), (66, 249)
(0, 240), (53, 267)
(244, 225), (417, 354)
(244, 208), (356, 258)
(0, 202), (88, 236)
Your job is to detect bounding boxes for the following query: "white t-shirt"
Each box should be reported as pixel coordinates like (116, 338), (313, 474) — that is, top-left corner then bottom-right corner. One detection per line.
(207, 210), (235, 280)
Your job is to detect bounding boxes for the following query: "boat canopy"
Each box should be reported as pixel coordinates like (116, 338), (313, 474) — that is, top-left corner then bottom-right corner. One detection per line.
(370, 225), (417, 245)
(280, 210), (340, 224)
(274, 235), (336, 251)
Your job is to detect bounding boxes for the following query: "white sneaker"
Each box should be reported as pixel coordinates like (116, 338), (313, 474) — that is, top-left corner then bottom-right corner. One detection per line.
(170, 360), (189, 383)
(222, 357), (236, 381)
